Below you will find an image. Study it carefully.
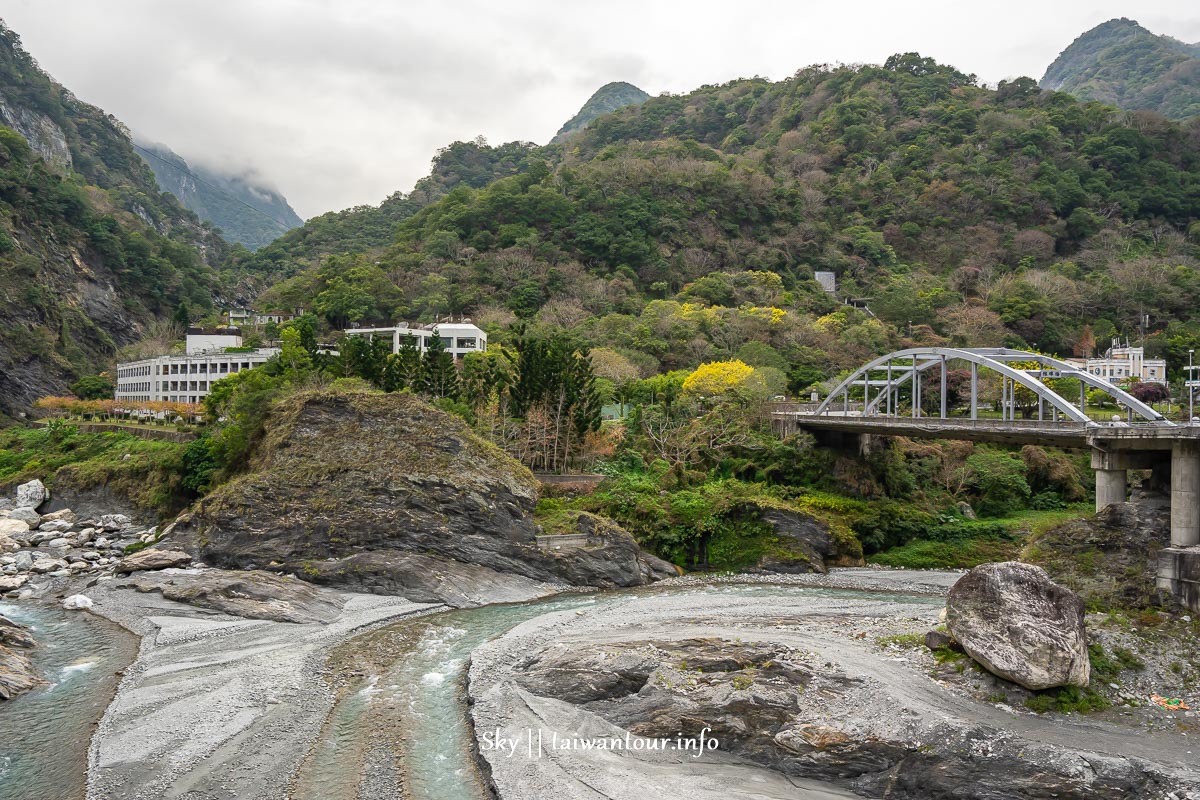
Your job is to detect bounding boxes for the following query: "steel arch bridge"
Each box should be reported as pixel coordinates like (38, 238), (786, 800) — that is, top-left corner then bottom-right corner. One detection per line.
(813, 347), (1171, 424)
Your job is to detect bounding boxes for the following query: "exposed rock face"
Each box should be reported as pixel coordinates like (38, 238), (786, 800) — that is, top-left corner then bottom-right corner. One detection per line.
(0, 613), (42, 700)
(15, 479), (49, 510)
(113, 569), (345, 624)
(746, 503), (838, 573)
(0, 91), (72, 169)
(946, 562), (1090, 690)
(517, 638), (813, 763)
(173, 391), (669, 604)
(1027, 500), (1168, 609)
(117, 548), (193, 573)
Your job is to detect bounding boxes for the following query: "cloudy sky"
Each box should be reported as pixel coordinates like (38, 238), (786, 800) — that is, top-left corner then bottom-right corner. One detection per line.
(3, 1), (1197, 219)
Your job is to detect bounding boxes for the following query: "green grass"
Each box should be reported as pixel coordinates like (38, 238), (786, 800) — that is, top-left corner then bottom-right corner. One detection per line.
(868, 506), (1091, 570)
(1024, 685), (1111, 714)
(0, 426), (189, 516)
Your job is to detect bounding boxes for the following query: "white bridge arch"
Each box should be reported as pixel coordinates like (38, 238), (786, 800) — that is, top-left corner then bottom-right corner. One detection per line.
(814, 347), (1170, 424)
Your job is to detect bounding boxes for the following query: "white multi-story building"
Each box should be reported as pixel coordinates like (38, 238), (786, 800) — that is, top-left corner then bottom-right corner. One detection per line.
(114, 329), (278, 404)
(342, 321), (487, 359)
(1066, 341), (1166, 385)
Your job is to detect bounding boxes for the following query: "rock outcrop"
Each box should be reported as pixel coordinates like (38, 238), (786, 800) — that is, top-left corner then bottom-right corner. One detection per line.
(113, 569), (345, 624)
(172, 391), (670, 604)
(116, 548), (193, 573)
(0, 613), (42, 700)
(1026, 500), (1169, 609)
(946, 562), (1090, 690)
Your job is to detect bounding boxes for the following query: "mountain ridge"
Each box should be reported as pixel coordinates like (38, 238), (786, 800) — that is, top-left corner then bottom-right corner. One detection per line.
(134, 137), (303, 250)
(552, 81), (651, 143)
(1041, 18), (1200, 120)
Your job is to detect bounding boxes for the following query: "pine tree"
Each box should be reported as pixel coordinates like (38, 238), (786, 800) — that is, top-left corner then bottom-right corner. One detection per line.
(420, 329), (460, 399)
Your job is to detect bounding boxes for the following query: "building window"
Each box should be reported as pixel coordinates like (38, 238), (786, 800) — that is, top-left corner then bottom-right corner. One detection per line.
(456, 337), (477, 349)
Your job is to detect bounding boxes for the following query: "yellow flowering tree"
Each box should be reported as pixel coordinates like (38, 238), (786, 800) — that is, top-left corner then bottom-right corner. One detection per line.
(682, 360), (758, 396)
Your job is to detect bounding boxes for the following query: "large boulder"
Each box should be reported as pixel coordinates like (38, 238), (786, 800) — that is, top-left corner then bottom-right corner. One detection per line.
(946, 562), (1090, 690)
(15, 479), (49, 510)
(172, 390), (670, 603)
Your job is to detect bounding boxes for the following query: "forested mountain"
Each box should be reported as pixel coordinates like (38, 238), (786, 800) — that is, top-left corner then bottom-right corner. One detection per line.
(135, 138), (303, 250)
(229, 137), (542, 286)
(257, 53), (1200, 393)
(1041, 18), (1200, 120)
(0, 20), (225, 419)
(552, 81), (651, 143)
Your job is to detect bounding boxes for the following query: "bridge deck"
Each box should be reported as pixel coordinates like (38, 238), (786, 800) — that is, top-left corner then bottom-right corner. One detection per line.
(772, 413), (1200, 450)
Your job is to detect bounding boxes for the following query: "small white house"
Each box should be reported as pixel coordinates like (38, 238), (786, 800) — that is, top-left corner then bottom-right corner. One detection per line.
(343, 322), (487, 359)
(1066, 340), (1167, 386)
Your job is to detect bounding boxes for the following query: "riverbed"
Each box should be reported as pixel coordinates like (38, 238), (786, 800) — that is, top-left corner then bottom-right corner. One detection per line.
(4, 568), (1195, 799)
(0, 601), (137, 800)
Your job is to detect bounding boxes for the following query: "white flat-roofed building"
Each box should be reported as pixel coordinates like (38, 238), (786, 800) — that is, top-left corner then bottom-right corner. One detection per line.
(343, 321), (487, 358)
(114, 330), (278, 404)
(1065, 341), (1166, 385)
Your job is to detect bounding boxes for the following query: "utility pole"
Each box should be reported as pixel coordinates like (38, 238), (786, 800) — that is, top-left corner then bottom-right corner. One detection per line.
(1189, 349), (1197, 423)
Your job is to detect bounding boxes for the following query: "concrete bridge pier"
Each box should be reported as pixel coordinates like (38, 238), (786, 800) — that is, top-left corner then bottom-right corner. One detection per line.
(1170, 441), (1200, 548)
(1091, 449), (1130, 511)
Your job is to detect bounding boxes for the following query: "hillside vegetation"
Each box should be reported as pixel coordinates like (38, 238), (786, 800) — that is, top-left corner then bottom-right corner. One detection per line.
(0, 21), (230, 419)
(552, 81), (651, 142)
(255, 54), (1200, 392)
(1042, 18), (1200, 121)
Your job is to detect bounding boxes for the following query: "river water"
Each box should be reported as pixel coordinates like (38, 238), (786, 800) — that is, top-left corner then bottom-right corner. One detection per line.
(0, 602), (137, 800)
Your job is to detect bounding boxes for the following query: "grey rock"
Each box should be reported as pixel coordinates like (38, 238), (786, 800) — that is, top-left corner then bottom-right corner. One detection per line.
(0, 535), (18, 554)
(956, 501), (977, 520)
(45, 538), (70, 549)
(29, 558), (67, 575)
(37, 520), (72, 533)
(14, 479), (49, 510)
(0, 575), (28, 591)
(99, 514), (132, 531)
(113, 569), (346, 624)
(80, 551), (101, 562)
(2, 507), (40, 527)
(116, 548), (193, 572)
(40, 509), (76, 524)
(946, 562), (1090, 690)
(923, 630), (960, 651)
(0, 519), (30, 540)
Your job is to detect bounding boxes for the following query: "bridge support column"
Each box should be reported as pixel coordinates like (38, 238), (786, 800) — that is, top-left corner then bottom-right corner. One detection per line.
(1095, 469), (1127, 511)
(1091, 449), (1127, 511)
(1171, 441), (1200, 547)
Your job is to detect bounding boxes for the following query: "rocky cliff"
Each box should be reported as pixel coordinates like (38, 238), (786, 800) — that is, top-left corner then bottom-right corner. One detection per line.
(0, 21), (227, 418)
(135, 138), (303, 250)
(172, 390), (674, 604)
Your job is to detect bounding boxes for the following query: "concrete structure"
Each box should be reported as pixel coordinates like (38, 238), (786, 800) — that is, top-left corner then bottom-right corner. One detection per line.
(774, 346), (1200, 610)
(115, 330), (278, 404)
(814, 271), (837, 293)
(185, 327), (243, 355)
(223, 308), (303, 327)
(343, 321), (486, 359)
(1066, 340), (1166, 385)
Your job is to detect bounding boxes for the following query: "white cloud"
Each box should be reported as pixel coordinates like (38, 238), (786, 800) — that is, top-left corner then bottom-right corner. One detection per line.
(3, 1), (1196, 218)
